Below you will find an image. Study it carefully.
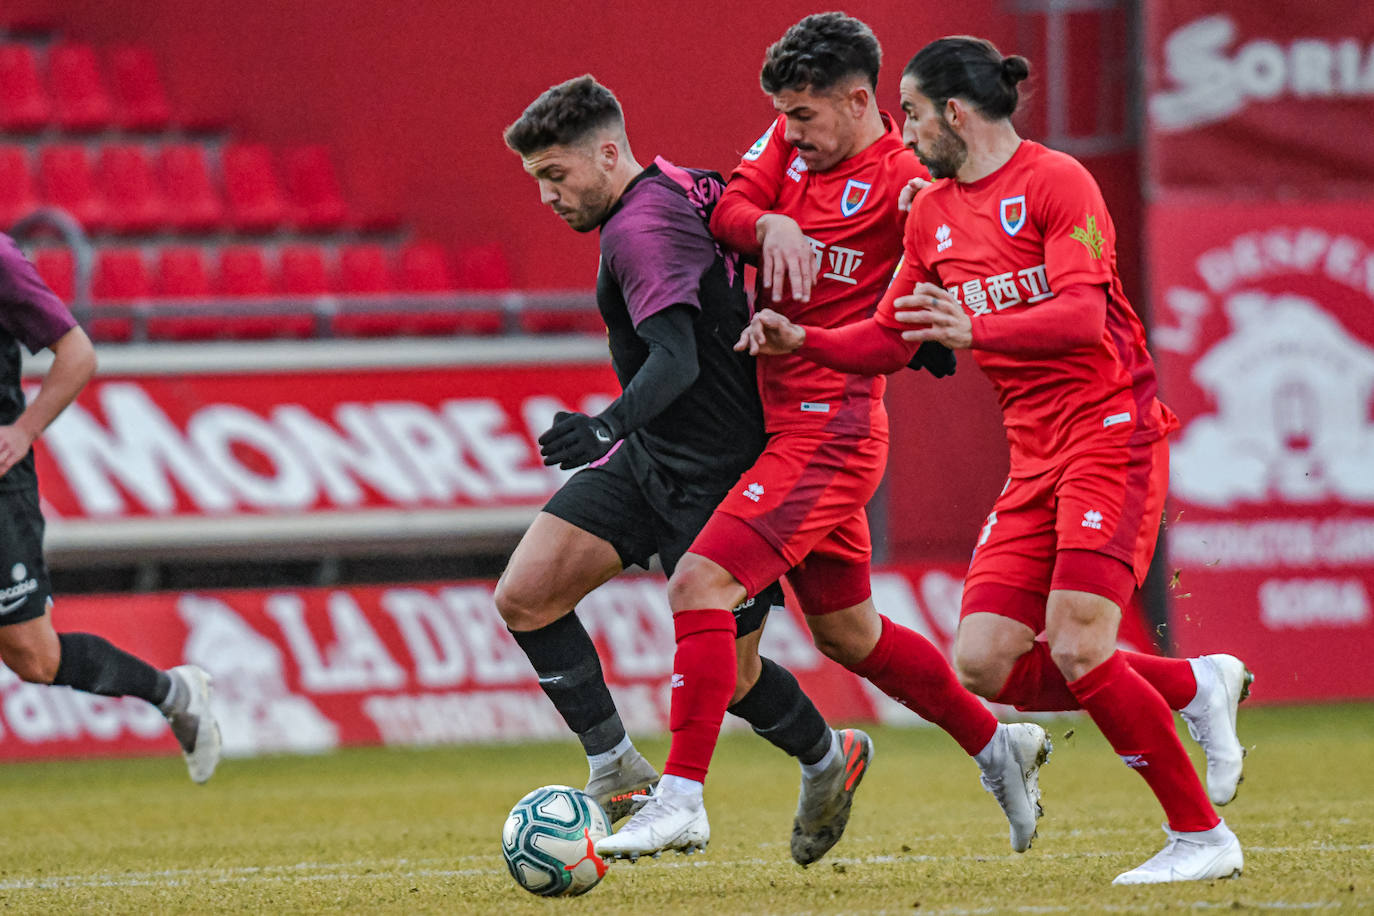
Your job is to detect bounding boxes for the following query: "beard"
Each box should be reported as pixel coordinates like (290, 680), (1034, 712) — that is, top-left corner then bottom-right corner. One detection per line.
(561, 177), (617, 232)
(916, 120), (968, 180)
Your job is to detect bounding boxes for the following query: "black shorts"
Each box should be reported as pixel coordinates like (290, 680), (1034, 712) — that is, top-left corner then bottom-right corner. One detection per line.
(0, 488), (53, 625)
(543, 437), (781, 637)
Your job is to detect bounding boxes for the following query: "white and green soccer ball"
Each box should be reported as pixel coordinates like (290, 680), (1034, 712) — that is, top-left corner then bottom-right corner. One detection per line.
(501, 785), (611, 897)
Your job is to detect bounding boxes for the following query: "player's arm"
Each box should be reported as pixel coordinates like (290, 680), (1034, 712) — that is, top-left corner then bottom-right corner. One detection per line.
(736, 308), (916, 375)
(709, 119), (817, 303)
(538, 305), (700, 469)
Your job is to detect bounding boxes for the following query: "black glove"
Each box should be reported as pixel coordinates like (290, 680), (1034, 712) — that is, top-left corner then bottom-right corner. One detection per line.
(538, 411), (620, 469)
(907, 341), (957, 378)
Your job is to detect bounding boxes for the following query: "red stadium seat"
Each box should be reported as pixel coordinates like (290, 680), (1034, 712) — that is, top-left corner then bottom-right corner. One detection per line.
(109, 46), (170, 131)
(454, 242), (513, 290)
(38, 145), (106, 231)
(0, 146), (39, 229)
(48, 42), (113, 132)
(222, 142), (286, 233)
(216, 246), (314, 339)
(157, 144), (225, 232)
(149, 246), (216, 341)
(0, 44), (50, 131)
(90, 248), (150, 341)
(333, 244), (401, 336)
(279, 244), (331, 294)
(336, 243), (392, 293)
(154, 246), (211, 298)
(283, 145), (348, 231)
(217, 245), (273, 296)
(397, 241), (503, 336)
(97, 145), (166, 234)
(32, 248), (75, 302)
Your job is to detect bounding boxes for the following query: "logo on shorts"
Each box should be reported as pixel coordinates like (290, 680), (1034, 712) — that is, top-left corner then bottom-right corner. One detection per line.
(1081, 509), (1104, 530)
(743, 482), (765, 502)
(0, 565), (38, 615)
(671, 673), (685, 688)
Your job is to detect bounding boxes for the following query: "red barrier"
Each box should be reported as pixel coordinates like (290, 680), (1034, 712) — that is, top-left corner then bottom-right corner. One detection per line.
(1145, 0), (1374, 193)
(1, 564), (1165, 762)
(29, 361), (618, 555)
(1149, 198), (1374, 702)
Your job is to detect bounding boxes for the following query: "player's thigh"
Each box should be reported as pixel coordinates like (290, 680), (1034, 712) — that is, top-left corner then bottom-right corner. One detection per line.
(496, 512), (623, 629)
(705, 431), (886, 577)
(961, 474), (1058, 633)
(1052, 438), (1169, 591)
(953, 610), (1037, 693)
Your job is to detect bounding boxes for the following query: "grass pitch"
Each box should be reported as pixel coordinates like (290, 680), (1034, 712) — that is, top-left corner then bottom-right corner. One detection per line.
(0, 703), (1369, 914)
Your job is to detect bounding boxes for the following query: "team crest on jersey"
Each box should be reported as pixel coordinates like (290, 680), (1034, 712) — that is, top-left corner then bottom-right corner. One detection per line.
(999, 195), (1027, 236)
(743, 123), (775, 162)
(841, 179), (871, 217)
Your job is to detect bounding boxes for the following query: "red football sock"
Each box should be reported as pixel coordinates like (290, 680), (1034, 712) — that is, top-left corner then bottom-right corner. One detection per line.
(850, 615), (998, 756)
(1068, 652), (1218, 832)
(995, 642), (1199, 712)
(663, 608), (738, 784)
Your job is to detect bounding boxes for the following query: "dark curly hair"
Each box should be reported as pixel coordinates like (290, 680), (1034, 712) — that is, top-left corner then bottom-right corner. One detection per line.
(503, 75), (624, 155)
(903, 36), (1030, 120)
(760, 12), (882, 95)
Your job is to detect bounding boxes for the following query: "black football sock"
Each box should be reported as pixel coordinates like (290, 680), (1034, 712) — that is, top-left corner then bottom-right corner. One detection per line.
(51, 632), (171, 705)
(728, 656), (831, 765)
(510, 612), (626, 756)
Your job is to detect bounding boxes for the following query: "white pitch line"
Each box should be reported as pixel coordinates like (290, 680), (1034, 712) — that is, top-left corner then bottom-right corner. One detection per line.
(2, 844), (1369, 893)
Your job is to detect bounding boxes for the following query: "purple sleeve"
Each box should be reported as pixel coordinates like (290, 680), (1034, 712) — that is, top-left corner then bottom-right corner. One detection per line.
(0, 234), (77, 354)
(601, 183), (714, 326)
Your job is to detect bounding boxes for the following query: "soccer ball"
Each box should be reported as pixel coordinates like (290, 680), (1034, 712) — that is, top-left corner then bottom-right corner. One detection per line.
(501, 785), (611, 897)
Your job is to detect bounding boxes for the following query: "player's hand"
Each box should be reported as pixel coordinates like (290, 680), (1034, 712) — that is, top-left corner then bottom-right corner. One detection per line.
(537, 411), (620, 470)
(898, 176), (933, 212)
(756, 213), (816, 303)
(0, 424), (34, 477)
(906, 341), (957, 378)
(735, 308), (806, 356)
(892, 282), (973, 350)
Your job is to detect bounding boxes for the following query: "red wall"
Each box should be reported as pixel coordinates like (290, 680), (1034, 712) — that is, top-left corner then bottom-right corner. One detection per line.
(3, 2), (1143, 567)
(3, 1), (1013, 289)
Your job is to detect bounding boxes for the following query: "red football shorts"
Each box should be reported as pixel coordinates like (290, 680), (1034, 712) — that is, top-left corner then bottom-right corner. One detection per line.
(688, 430), (886, 616)
(961, 436), (1170, 631)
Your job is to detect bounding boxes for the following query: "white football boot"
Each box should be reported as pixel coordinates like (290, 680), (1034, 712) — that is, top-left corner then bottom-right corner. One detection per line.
(593, 782), (709, 861)
(1113, 820), (1243, 885)
(1179, 654), (1254, 806)
(977, 722), (1053, 852)
(791, 728), (873, 866)
(585, 749), (659, 824)
(164, 665), (222, 785)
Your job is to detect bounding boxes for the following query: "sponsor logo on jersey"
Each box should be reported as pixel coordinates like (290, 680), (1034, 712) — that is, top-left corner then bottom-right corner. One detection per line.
(799, 402), (830, 413)
(936, 224), (953, 252)
(1071, 214), (1105, 259)
(744, 123), (775, 161)
(840, 179), (871, 217)
(743, 482), (765, 502)
(786, 154), (808, 182)
(999, 195), (1027, 236)
(1103, 411), (1132, 428)
(1082, 509), (1104, 530)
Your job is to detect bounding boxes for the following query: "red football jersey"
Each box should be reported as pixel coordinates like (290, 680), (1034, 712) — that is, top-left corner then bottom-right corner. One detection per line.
(717, 113), (923, 437)
(877, 141), (1177, 476)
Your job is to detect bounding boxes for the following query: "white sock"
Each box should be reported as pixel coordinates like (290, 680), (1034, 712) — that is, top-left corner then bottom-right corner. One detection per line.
(800, 729), (840, 779)
(657, 774), (703, 801)
(973, 723), (1005, 769)
(587, 735), (634, 775)
(1181, 657), (1213, 716)
(157, 669), (184, 716)
(1178, 818), (1233, 843)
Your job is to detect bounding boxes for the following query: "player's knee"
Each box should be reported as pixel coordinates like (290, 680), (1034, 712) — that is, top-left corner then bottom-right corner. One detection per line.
(666, 554), (736, 611)
(1, 643), (58, 684)
(810, 627), (869, 669)
(493, 576), (555, 632)
(953, 647), (1006, 699)
(1048, 638), (1111, 683)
